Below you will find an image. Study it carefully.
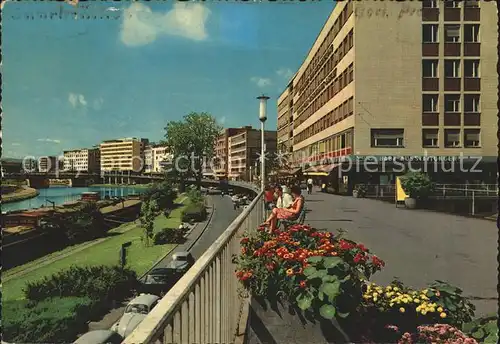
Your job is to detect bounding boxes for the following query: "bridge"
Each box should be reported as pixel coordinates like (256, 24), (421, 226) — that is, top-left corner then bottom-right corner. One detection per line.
(121, 181), (497, 344)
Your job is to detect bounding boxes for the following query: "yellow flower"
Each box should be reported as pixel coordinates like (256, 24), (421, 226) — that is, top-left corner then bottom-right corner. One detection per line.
(386, 286), (392, 291)
(373, 292), (379, 297)
(421, 310), (427, 315)
(402, 298), (409, 304)
(399, 307), (405, 313)
(440, 312), (447, 318)
(389, 302), (394, 307)
(437, 307), (443, 312)
(363, 294), (371, 299)
(373, 297), (378, 302)
(414, 299), (420, 303)
(393, 287), (399, 292)
(429, 307), (435, 313)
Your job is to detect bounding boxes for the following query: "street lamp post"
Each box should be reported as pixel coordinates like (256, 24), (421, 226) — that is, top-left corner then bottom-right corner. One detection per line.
(257, 95), (269, 192)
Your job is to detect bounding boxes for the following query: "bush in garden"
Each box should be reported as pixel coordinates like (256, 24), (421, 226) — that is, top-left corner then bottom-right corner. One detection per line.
(153, 227), (187, 245)
(187, 187), (204, 204)
(24, 265), (138, 302)
(234, 224), (385, 324)
(3, 296), (98, 343)
(462, 314), (498, 343)
(398, 324), (478, 344)
(181, 202), (207, 222)
(142, 182), (177, 210)
(360, 280), (476, 341)
(400, 172), (434, 199)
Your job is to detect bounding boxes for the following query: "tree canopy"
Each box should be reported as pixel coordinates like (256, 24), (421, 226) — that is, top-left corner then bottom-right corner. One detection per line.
(163, 112), (222, 187)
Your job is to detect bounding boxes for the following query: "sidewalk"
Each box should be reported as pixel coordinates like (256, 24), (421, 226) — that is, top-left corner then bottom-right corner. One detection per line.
(303, 191), (497, 316)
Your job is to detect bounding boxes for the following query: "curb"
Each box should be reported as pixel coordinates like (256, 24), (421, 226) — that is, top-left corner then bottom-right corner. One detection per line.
(139, 196), (216, 280)
(235, 295), (251, 344)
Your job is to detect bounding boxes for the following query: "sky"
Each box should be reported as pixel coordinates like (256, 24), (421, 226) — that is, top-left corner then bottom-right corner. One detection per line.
(2, 0), (336, 158)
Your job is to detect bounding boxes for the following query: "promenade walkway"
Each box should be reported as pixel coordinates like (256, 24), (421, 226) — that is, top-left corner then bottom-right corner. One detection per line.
(303, 190), (497, 316)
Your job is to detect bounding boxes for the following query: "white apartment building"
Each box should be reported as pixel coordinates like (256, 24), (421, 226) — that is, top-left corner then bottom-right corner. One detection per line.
(144, 145), (172, 173)
(63, 148), (100, 173)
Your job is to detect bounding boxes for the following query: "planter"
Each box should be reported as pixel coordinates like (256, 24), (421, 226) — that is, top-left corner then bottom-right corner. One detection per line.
(352, 190), (359, 198)
(404, 197), (417, 209)
(247, 296), (350, 344)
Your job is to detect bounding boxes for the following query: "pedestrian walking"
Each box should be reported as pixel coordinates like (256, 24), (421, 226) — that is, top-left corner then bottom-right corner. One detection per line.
(307, 177), (313, 194)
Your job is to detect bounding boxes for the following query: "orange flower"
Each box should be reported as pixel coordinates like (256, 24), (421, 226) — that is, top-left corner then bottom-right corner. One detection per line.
(330, 251), (338, 256)
(299, 280), (307, 288)
(286, 268), (294, 276)
(241, 247), (247, 254)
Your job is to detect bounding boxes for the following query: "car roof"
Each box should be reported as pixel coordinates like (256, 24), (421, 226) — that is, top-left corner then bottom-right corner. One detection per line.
(173, 251), (190, 257)
(149, 268), (171, 274)
(129, 293), (160, 306)
(74, 330), (120, 343)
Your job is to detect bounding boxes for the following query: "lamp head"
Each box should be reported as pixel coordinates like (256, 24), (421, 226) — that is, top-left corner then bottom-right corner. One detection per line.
(257, 95), (270, 122)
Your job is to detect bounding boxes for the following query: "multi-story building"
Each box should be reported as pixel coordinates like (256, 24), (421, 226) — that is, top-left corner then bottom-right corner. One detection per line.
(227, 126), (277, 181)
(63, 147), (100, 173)
(214, 128), (246, 179)
(277, 80), (295, 156)
(280, 0), (497, 192)
(99, 138), (143, 173)
(144, 144), (172, 174)
(38, 156), (59, 173)
(144, 145), (154, 173)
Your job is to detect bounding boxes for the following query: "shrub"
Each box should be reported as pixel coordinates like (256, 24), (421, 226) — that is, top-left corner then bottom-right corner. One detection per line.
(463, 315), (499, 343)
(187, 187), (204, 204)
(142, 182), (177, 210)
(3, 296), (98, 343)
(181, 202), (207, 222)
(24, 265), (138, 302)
(153, 227), (187, 245)
(234, 224), (384, 325)
(400, 172), (434, 199)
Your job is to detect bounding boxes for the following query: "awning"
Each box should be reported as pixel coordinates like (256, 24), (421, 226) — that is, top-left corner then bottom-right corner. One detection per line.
(277, 167), (302, 176)
(303, 164), (339, 176)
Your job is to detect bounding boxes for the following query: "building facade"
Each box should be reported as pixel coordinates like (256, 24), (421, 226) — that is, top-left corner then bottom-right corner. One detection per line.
(144, 145), (172, 174)
(227, 126), (277, 181)
(38, 156), (59, 173)
(279, 0), (497, 190)
(63, 148), (100, 173)
(214, 128), (246, 179)
(99, 138), (143, 173)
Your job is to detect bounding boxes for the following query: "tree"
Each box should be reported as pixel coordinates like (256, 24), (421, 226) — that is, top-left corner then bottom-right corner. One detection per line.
(140, 199), (159, 247)
(142, 182), (177, 212)
(164, 112), (222, 189)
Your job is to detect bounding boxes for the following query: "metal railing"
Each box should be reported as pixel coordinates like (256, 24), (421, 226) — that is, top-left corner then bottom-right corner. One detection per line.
(123, 185), (264, 344)
(362, 183), (498, 198)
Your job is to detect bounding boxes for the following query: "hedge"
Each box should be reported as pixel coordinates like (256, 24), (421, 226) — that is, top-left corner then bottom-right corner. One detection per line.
(153, 227), (187, 245)
(3, 296), (98, 343)
(181, 202), (207, 223)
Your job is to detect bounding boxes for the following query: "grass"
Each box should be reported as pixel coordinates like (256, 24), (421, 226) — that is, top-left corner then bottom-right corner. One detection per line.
(3, 196), (188, 302)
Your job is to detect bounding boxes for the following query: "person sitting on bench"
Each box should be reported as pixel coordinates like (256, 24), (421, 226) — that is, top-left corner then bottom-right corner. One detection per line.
(274, 185), (293, 209)
(262, 185), (304, 233)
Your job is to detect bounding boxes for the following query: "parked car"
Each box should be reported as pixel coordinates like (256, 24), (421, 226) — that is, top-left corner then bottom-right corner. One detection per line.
(112, 294), (160, 338)
(140, 268), (183, 296)
(169, 251), (195, 272)
(74, 330), (123, 344)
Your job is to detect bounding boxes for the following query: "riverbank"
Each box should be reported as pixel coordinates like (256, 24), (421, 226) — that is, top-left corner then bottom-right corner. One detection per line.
(2, 186), (40, 204)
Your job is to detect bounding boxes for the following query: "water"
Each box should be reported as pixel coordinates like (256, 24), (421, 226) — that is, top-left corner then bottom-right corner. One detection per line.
(3, 186), (147, 212)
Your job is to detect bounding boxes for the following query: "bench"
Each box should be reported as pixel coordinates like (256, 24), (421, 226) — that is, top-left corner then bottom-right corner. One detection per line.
(278, 206), (307, 229)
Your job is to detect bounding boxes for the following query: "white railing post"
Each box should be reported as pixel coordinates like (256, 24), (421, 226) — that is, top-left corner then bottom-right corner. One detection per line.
(442, 184), (446, 197)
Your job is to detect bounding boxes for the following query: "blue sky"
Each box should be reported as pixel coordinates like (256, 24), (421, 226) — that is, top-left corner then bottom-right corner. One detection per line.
(3, 1), (335, 158)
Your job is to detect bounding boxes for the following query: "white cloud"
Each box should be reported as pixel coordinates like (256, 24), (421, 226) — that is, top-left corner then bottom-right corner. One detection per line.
(120, 2), (210, 47)
(37, 138), (61, 144)
(276, 68), (293, 79)
(68, 93), (87, 108)
(251, 77), (272, 88)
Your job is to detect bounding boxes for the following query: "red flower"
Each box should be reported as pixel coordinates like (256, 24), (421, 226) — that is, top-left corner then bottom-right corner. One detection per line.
(241, 247), (247, 255)
(339, 240), (354, 250)
(353, 253), (366, 263)
(356, 243), (367, 252)
(265, 263), (275, 271)
(299, 280), (307, 288)
(371, 255), (385, 267)
(240, 237), (249, 244)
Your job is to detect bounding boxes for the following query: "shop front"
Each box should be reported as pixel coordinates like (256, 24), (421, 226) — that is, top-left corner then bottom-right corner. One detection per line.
(303, 163), (344, 194)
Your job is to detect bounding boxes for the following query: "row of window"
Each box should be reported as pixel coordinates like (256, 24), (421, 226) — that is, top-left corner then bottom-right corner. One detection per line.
(294, 97), (354, 145)
(423, 24), (479, 43)
(295, 29), (354, 115)
(293, 130), (353, 163)
(423, 94), (480, 113)
(294, 2), (353, 96)
(423, 59), (480, 78)
(423, 0), (479, 9)
(370, 128), (480, 149)
(296, 63), (354, 127)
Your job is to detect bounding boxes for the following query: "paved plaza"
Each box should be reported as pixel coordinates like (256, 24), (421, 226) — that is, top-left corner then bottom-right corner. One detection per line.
(302, 190), (498, 316)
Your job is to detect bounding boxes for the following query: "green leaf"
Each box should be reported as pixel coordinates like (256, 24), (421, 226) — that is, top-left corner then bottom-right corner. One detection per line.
(307, 256), (324, 264)
(484, 333), (499, 343)
(318, 291), (325, 301)
(320, 281), (341, 298)
(296, 294), (313, 311)
(303, 267), (317, 277)
(322, 275), (338, 282)
(337, 311), (350, 318)
(319, 304), (336, 319)
(472, 329), (485, 339)
(322, 257), (342, 269)
(307, 270), (327, 280)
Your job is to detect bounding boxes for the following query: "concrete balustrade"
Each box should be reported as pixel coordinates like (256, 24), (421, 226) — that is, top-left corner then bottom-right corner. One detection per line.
(123, 184), (264, 344)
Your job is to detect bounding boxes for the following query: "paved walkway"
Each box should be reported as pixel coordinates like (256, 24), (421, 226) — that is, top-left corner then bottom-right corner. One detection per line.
(303, 191), (498, 316)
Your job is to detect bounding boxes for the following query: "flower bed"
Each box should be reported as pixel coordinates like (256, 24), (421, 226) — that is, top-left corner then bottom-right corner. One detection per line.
(235, 224), (484, 343)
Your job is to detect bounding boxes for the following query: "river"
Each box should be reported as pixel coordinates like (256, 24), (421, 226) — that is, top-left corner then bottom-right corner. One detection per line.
(3, 186), (147, 212)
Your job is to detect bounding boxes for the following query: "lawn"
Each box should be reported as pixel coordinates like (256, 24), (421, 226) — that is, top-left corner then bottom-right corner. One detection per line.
(3, 196), (188, 302)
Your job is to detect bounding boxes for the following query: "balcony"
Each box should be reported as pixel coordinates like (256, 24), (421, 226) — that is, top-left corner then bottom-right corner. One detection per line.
(422, 43), (438, 57)
(464, 7), (480, 21)
(464, 113), (481, 126)
(464, 43), (480, 56)
(123, 184), (265, 344)
(444, 112), (461, 126)
(422, 113), (439, 126)
(464, 77), (481, 91)
(444, 43), (461, 56)
(422, 8), (439, 21)
(422, 77), (439, 91)
(444, 77), (461, 91)
(444, 8), (461, 21)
